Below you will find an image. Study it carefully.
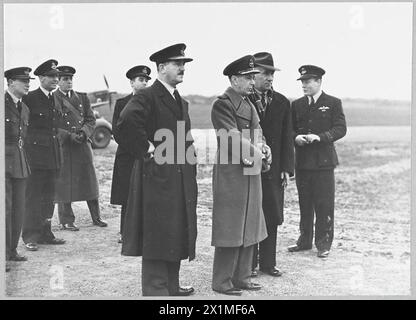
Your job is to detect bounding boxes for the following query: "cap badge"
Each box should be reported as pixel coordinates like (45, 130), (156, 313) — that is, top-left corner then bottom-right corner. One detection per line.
(180, 49), (185, 56)
(24, 70), (30, 75)
(51, 62), (57, 69)
(249, 59), (254, 68)
(142, 68), (147, 74)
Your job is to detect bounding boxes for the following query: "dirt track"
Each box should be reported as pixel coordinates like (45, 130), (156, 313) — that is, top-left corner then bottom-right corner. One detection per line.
(5, 133), (410, 297)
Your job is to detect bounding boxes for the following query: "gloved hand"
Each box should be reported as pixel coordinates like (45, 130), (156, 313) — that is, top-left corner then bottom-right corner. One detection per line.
(305, 134), (320, 143)
(295, 135), (308, 146)
(69, 132), (82, 144)
(75, 131), (87, 144)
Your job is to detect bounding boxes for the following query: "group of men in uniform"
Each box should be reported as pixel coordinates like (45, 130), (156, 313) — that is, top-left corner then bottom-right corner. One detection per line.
(110, 43), (346, 296)
(5, 43), (346, 295)
(5, 59), (107, 272)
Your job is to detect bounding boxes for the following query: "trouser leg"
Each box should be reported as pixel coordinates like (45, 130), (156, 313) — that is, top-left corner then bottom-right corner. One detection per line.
(232, 245), (255, 288)
(142, 259), (180, 296)
(10, 179), (26, 255)
(87, 199), (101, 222)
(40, 170), (56, 241)
(6, 177), (13, 259)
(212, 247), (239, 292)
(120, 205), (126, 234)
(22, 170), (46, 244)
(259, 225), (277, 269)
(295, 170), (314, 249)
(58, 203), (75, 225)
(314, 170), (335, 251)
(252, 244), (259, 271)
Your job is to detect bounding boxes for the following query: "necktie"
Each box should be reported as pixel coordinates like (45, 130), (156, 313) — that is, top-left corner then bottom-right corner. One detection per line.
(310, 96), (315, 107)
(17, 100), (22, 114)
(173, 89), (183, 117)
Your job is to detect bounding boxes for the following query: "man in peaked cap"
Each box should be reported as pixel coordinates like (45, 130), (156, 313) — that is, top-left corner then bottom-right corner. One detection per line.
(210, 55), (269, 296)
(53, 65), (107, 231)
(111, 65), (151, 243)
(288, 65), (346, 258)
(248, 52), (294, 278)
(22, 59), (66, 251)
(117, 43), (197, 296)
(4, 67), (34, 271)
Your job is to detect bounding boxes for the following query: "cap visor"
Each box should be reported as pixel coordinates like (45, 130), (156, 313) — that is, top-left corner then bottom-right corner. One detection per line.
(168, 56), (193, 62)
(256, 63), (281, 71)
(297, 74), (319, 80)
(239, 68), (261, 75)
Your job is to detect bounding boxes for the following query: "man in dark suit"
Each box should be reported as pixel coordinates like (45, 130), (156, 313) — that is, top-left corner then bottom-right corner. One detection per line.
(54, 65), (107, 231)
(22, 59), (66, 251)
(111, 65), (151, 243)
(288, 65), (347, 258)
(4, 67), (34, 270)
(248, 52), (294, 277)
(117, 44), (197, 296)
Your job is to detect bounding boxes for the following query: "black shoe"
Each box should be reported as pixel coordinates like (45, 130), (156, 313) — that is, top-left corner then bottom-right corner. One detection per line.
(118, 234), (123, 244)
(9, 253), (28, 262)
(93, 218), (108, 227)
(287, 244), (312, 252)
(213, 288), (243, 296)
(317, 250), (330, 258)
(24, 242), (38, 251)
(260, 266), (283, 277)
(172, 286), (195, 296)
(251, 269), (258, 277)
(60, 223), (79, 231)
(39, 238), (66, 245)
(237, 282), (262, 291)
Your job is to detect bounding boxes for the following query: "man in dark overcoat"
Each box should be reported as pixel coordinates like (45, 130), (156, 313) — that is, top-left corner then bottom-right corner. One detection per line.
(4, 67), (34, 270)
(248, 52), (294, 277)
(111, 65), (151, 243)
(22, 59), (66, 251)
(117, 43), (197, 296)
(288, 65), (347, 258)
(54, 65), (107, 230)
(211, 55), (268, 296)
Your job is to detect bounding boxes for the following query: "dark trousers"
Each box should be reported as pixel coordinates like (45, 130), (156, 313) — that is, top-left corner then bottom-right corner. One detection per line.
(58, 199), (101, 224)
(141, 259), (181, 296)
(120, 205), (126, 234)
(6, 177), (26, 259)
(295, 169), (335, 251)
(212, 245), (254, 292)
(22, 169), (56, 244)
(252, 226), (278, 271)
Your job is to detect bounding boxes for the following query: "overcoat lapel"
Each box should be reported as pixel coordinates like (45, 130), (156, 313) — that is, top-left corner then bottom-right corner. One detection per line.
(153, 79), (182, 120)
(5, 92), (20, 117)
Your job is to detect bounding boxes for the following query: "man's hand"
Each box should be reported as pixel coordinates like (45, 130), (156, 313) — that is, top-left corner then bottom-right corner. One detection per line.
(295, 135), (308, 146)
(147, 141), (155, 158)
(70, 132), (82, 144)
(262, 144), (272, 165)
(305, 134), (320, 143)
(75, 131), (86, 144)
(281, 171), (290, 188)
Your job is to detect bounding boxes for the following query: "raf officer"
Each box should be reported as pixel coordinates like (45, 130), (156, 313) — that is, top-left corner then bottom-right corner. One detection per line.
(54, 65), (107, 230)
(4, 67), (33, 269)
(117, 44), (197, 296)
(111, 65), (151, 243)
(248, 52), (294, 277)
(22, 59), (66, 251)
(288, 65), (347, 258)
(211, 55), (268, 296)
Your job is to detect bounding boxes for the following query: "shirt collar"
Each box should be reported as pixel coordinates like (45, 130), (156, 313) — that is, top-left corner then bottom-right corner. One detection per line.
(59, 88), (71, 97)
(157, 78), (176, 97)
(307, 89), (322, 104)
(6, 89), (21, 104)
(40, 86), (54, 97)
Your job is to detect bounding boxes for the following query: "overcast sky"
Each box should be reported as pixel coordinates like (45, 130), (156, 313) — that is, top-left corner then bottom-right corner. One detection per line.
(4, 2), (413, 100)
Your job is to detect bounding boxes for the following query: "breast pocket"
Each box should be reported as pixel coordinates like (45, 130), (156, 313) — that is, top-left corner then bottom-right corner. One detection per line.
(236, 113), (251, 131)
(5, 117), (18, 137)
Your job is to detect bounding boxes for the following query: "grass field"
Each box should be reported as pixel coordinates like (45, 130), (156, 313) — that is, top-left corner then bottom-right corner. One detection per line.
(94, 95), (410, 128)
(6, 129), (410, 297)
